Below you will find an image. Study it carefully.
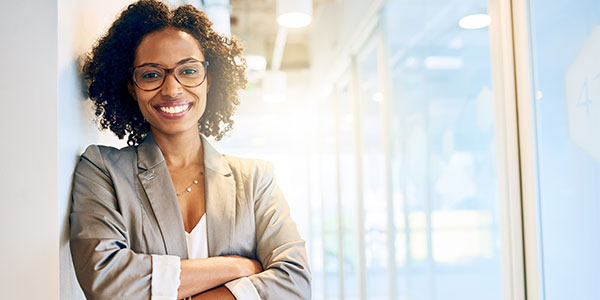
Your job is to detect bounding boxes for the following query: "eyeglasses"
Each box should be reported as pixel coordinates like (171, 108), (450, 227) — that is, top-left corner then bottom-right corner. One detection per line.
(131, 61), (209, 91)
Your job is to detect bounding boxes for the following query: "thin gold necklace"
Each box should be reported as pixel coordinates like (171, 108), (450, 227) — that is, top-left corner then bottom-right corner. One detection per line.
(176, 170), (204, 197)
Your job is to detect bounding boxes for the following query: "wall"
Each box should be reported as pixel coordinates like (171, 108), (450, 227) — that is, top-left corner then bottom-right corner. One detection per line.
(0, 1), (59, 299)
(58, 0), (130, 298)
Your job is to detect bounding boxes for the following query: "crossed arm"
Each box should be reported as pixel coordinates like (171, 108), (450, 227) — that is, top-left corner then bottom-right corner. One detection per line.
(177, 256), (262, 299)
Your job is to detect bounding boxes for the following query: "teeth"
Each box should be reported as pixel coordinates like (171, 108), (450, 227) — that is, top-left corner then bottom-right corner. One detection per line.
(159, 104), (189, 114)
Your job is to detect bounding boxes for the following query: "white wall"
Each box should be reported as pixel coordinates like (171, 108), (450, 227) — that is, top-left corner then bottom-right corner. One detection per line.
(58, 0), (131, 298)
(0, 1), (59, 299)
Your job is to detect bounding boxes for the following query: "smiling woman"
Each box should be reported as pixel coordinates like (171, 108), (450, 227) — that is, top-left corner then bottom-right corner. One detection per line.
(70, 1), (311, 299)
(82, 0), (245, 146)
(129, 27), (210, 138)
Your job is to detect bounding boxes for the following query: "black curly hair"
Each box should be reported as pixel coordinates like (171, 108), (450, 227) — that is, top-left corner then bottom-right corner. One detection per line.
(82, 0), (247, 145)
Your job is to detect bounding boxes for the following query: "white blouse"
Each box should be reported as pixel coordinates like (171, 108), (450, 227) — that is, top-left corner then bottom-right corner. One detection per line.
(185, 214), (209, 259)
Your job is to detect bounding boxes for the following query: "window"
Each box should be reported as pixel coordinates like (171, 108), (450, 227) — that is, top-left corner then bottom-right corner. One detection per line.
(527, 0), (600, 298)
(383, 0), (502, 298)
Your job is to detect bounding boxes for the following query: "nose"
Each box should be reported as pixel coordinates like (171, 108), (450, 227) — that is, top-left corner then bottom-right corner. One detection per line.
(160, 72), (183, 98)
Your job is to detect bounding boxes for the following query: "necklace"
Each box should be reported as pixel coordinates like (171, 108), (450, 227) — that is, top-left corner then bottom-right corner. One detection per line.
(176, 170), (204, 197)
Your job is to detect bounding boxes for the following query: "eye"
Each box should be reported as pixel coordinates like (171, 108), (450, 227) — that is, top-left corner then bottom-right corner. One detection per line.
(142, 72), (161, 79)
(180, 68), (198, 75)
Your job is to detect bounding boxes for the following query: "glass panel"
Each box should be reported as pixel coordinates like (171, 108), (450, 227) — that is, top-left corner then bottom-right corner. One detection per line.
(527, 0), (600, 299)
(310, 146), (325, 300)
(383, 0), (503, 299)
(319, 94), (341, 300)
(357, 41), (389, 300)
(337, 80), (360, 300)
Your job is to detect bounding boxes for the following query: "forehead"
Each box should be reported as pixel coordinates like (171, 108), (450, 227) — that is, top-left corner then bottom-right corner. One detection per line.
(134, 27), (205, 66)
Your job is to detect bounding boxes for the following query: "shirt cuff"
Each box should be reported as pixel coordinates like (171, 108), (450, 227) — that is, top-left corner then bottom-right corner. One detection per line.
(151, 254), (181, 300)
(224, 277), (261, 300)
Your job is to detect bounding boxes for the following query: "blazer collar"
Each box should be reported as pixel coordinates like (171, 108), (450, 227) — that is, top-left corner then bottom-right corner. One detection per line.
(197, 134), (236, 255)
(137, 132), (164, 171)
(201, 135), (233, 176)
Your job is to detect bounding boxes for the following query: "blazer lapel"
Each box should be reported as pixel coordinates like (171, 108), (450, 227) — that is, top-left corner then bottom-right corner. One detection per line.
(137, 133), (188, 258)
(202, 135), (236, 256)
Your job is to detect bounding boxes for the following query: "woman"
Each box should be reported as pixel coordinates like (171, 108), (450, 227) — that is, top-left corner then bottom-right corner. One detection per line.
(69, 1), (311, 299)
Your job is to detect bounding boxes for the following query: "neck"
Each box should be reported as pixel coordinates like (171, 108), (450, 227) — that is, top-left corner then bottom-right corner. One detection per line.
(150, 127), (203, 169)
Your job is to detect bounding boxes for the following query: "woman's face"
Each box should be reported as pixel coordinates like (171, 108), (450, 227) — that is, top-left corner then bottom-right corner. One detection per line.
(130, 26), (209, 138)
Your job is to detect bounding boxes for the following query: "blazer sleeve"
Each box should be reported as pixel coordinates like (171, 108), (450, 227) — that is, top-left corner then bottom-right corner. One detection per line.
(69, 145), (179, 300)
(247, 161), (312, 299)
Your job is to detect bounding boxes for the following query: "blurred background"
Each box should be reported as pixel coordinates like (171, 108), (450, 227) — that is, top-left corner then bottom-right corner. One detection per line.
(1, 0), (598, 299)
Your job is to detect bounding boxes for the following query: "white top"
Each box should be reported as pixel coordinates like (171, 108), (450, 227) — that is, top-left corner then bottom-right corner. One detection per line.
(150, 213), (261, 300)
(185, 214), (209, 259)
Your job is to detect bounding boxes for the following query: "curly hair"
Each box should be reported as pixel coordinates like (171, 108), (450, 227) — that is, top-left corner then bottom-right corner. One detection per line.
(82, 0), (247, 145)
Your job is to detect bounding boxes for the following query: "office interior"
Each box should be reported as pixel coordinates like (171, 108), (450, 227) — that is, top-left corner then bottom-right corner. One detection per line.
(0, 0), (598, 299)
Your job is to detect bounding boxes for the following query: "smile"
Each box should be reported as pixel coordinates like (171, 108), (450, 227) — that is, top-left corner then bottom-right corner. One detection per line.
(153, 101), (192, 119)
(159, 104), (189, 114)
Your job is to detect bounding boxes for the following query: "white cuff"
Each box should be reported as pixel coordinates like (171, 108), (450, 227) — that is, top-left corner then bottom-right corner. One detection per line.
(151, 254), (181, 300)
(224, 277), (261, 300)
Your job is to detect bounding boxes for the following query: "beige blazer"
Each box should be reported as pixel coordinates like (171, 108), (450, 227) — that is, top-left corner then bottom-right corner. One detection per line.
(69, 133), (311, 299)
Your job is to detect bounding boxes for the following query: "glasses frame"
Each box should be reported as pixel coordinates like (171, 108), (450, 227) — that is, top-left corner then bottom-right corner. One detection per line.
(130, 60), (210, 92)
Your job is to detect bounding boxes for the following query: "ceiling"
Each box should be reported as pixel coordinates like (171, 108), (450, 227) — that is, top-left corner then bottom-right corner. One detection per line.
(229, 0), (332, 71)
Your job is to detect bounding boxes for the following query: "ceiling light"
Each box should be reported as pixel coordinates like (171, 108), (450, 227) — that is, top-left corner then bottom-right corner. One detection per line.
(458, 14), (491, 30)
(277, 0), (312, 28)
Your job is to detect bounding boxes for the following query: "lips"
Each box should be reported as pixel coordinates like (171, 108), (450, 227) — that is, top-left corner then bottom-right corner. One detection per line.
(153, 100), (192, 119)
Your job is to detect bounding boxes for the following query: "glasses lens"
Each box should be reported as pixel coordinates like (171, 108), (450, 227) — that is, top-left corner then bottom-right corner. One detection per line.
(174, 62), (207, 87)
(134, 66), (164, 90)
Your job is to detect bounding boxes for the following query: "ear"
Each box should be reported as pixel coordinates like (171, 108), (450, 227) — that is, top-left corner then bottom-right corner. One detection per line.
(127, 82), (137, 101)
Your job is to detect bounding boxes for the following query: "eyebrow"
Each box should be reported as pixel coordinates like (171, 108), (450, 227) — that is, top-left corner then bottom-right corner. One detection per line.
(134, 57), (201, 68)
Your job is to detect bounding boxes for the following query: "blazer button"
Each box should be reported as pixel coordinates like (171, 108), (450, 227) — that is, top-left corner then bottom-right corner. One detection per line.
(146, 172), (155, 180)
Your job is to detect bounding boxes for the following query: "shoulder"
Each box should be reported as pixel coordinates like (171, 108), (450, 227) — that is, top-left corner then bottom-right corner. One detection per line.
(80, 144), (136, 165)
(77, 144), (137, 176)
(222, 155), (281, 204)
(223, 154), (275, 183)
